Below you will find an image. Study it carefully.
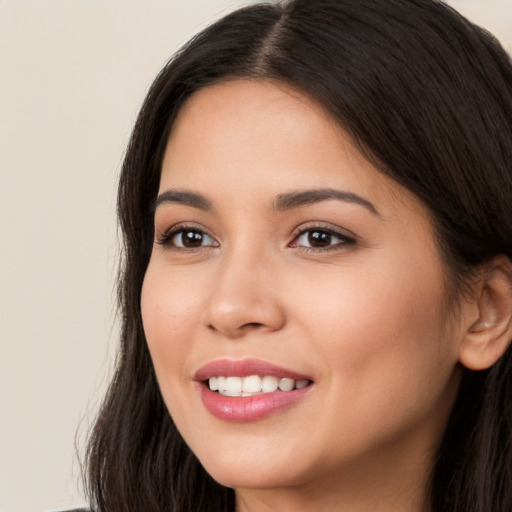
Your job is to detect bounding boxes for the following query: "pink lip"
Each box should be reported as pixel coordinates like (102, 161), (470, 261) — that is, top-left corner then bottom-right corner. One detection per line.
(195, 358), (314, 422)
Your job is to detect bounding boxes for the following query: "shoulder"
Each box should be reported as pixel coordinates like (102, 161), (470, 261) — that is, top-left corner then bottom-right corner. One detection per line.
(37, 507), (92, 512)
(52, 508), (92, 512)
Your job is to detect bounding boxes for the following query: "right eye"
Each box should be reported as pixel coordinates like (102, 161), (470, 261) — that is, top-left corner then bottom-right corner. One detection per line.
(158, 228), (218, 249)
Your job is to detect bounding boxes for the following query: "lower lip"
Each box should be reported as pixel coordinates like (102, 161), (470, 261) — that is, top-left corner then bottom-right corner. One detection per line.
(199, 384), (313, 422)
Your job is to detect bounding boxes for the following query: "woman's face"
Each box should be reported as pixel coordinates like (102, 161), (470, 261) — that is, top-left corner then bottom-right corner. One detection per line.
(141, 80), (464, 497)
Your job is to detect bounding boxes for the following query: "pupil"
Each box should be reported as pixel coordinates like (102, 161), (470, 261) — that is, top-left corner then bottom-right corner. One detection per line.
(183, 230), (203, 247)
(308, 230), (331, 247)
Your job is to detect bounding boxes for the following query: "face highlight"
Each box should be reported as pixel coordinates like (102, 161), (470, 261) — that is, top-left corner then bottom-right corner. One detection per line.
(141, 80), (464, 508)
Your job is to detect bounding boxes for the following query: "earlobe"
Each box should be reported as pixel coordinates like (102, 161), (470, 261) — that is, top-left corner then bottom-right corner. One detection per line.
(459, 255), (512, 371)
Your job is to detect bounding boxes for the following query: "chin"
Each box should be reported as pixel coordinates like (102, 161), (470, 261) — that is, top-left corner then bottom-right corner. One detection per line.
(193, 442), (312, 490)
(205, 463), (304, 491)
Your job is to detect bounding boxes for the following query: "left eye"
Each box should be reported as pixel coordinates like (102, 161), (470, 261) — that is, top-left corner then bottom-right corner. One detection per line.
(292, 229), (352, 249)
(170, 229), (217, 248)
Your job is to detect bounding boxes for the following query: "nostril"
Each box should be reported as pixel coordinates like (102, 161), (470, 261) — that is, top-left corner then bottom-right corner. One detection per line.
(242, 322), (264, 330)
(207, 321), (264, 335)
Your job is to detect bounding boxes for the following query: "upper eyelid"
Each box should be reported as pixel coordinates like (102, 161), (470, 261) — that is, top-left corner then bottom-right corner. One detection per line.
(158, 222), (214, 237)
(294, 227), (351, 239)
(291, 222), (357, 239)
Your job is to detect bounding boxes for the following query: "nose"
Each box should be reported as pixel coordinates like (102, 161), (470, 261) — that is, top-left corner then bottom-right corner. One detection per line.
(202, 250), (286, 338)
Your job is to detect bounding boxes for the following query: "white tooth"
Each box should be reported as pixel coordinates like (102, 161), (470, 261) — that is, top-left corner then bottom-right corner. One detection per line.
(217, 376), (226, 391)
(242, 392), (260, 397)
(295, 379), (309, 389)
(219, 389), (242, 397)
(278, 378), (295, 391)
(225, 376), (243, 394)
(242, 375), (262, 393)
(261, 375), (279, 393)
(209, 376), (218, 391)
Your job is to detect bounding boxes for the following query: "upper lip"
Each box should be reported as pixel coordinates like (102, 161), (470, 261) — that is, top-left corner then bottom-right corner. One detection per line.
(194, 358), (312, 382)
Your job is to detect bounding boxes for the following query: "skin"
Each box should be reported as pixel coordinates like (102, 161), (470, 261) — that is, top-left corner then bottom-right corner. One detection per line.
(141, 80), (470, 512)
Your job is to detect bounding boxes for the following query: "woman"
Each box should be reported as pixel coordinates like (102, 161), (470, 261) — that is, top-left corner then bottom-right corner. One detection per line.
(83, 0), (512, 511)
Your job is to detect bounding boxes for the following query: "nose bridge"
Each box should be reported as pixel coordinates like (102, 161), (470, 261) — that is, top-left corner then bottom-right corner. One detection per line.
(204, 239), (285, 337)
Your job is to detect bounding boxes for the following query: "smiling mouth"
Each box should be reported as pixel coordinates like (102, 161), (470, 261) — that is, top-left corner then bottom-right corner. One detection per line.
(197, 361), (314, 421)
(206, 375), (312, 397)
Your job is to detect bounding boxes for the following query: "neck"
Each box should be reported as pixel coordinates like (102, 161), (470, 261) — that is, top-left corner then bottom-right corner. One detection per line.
(236, 474), (431, 512)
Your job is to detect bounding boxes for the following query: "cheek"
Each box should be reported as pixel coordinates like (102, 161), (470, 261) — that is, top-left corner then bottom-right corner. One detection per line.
(141, 263), (200, 377)
(294, 257), (445, 344)
(140, 262), (208, 438)
(290, 255), (457, 414)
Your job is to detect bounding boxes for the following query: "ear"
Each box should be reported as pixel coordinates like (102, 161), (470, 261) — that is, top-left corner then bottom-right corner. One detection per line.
(459, 255), (512, 371)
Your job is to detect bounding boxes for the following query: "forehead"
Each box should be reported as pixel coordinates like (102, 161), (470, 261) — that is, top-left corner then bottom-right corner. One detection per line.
(160, 79), (425, 221)
(164, 79), (344, 171)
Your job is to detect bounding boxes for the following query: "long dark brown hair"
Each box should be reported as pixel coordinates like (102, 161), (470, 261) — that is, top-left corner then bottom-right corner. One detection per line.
(84, 1), (512, 511)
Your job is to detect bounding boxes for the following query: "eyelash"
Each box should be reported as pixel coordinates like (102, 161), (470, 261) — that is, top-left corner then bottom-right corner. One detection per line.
(156, 224), (356, 252)
(290, 224), (356, 252)
(156, 224), (218, 250)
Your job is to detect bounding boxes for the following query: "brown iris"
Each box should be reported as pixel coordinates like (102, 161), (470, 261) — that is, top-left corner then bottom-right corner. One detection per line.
(180, 230), (205, 248)
(307, 230), (333, 247)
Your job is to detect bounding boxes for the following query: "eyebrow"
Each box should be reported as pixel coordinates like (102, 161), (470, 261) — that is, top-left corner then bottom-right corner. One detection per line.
(153, 189), (214, 213)
(153, 187), (379, 216)
(272, 188), (380, 215)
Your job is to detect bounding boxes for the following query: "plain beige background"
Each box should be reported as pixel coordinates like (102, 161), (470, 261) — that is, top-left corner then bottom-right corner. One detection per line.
(0, 1), (510, 511)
